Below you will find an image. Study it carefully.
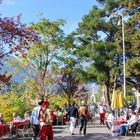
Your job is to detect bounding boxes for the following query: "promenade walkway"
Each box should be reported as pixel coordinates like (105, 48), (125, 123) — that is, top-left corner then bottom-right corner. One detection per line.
(53, 124), (140, 140)
(5, 124), (139, 140)
(1, 115), (140, 140)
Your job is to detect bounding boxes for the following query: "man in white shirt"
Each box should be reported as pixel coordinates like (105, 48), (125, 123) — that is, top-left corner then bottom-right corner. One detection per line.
(30, 99), (44, 140)
(107, 110), (115, 123)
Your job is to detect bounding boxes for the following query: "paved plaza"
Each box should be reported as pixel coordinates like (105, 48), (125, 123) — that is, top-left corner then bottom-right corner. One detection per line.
(1, 115), (140, 140)
(53, 125), (140, 140)
(1, 124), (140, 140)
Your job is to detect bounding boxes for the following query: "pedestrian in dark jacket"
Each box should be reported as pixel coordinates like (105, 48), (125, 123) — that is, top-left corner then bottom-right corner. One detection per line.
(68, 101), (78, 135)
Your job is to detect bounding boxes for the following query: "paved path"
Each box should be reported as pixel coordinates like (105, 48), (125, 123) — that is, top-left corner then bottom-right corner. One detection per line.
(53, 125), (140, 140)
(2, 124), (139, 140)
(1, 114), (140, 140)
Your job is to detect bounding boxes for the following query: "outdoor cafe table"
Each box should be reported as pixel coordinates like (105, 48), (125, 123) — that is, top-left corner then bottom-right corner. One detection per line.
(0, 124), (9, 137)
(113, 119), (126, 125)
(10, 120), (29, 133)
(111, 119), (127, 136)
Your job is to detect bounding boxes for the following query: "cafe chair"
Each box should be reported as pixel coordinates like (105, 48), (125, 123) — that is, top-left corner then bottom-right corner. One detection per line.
(16, 122), (32, 137)
(105, 121), (112, 136)
(125, 122), (139, 137)
(105, 121), (112, 130)
(0, 124), (10, 138)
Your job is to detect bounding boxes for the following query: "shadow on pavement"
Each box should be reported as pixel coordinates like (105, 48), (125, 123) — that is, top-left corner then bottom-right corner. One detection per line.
(54, 133), (140, 140)
(54, 133), (110, 140)
(53, 129), (64, 134)
(1, 133), (139, 140)
(53, 126), (66, 129)
(87, 125), (106, 128)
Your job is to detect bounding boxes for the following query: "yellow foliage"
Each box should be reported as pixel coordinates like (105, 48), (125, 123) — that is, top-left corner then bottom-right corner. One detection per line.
(126, 96), (133, 102)
(0, 92), (26, 123)
(49, 95), (67, 109)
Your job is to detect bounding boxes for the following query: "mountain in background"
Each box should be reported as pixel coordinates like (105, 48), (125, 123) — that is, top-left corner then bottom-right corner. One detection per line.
(0, 55), (26, 83)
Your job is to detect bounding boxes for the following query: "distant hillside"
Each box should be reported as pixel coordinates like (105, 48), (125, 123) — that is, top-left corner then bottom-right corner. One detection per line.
(0, 56), (26, 83)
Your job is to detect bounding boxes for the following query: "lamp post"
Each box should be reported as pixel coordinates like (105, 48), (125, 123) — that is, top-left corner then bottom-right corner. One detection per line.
(91, 84), (96, 103)
(110, 13), (126, 99)
(120, 14), (126, 99)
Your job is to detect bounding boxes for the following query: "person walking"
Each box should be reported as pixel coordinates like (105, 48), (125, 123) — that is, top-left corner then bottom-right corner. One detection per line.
(99, 103), (106, 125)
(68, 101), (78, 135)
(78, 100), (89, 136)
(30, 99), (44, 140)
(88, 102), (96, 118)
(38, 99), (53, 140)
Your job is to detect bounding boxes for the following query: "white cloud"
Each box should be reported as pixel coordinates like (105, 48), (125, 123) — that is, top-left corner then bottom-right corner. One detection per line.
(3, 0), (16, 6)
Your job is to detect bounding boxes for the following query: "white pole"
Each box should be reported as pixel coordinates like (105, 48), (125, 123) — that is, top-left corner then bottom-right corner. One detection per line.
(92, 85), (96, 103)
(122, 14), (126, 99)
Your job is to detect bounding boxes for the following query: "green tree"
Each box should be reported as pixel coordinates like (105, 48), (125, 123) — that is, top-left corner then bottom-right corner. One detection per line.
(49, 95), (67, 109)
(73, 6), (119, 106)
(56, 34), (88, 104)
(0, 92), (27, 122)
(73, 0), (140, 106)
(104, 0), (140, 93)
(120, 0), (140, 92)
(9, 18), (65, 98)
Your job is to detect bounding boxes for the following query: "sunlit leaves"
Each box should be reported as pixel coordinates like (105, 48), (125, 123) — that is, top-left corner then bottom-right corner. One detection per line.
(13, 18), (65, 97)
(0, 92), (26, 122)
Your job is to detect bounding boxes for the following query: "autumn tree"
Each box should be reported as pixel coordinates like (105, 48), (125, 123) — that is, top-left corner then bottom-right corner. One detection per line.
(0, 16), (38, 90)
(10, 18), (65, 98)
(0, 1), (38, 85)
(0, 91), (27, 122)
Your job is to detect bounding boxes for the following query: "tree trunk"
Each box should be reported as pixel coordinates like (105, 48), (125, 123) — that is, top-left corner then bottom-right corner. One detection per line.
(104, 83), (111, 106)
(67, 94), (71, 105)
(136, 74), (140, 93)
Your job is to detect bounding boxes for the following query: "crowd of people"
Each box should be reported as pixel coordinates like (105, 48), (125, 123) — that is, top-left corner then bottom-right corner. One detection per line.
(29, 99), (94, 139)
(106, 106), (140, 136)
(0, 99), (140, 139)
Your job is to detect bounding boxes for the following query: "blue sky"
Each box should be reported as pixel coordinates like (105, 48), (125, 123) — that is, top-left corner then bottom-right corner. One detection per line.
(0, 0), (100, 89)
(0, 0), (100, 34)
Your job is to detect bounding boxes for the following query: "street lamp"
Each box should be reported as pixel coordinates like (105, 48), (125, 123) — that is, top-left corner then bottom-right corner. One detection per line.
(91, 84), (96, 103)
(118, 14), (126, 99)
(107, 13), (126, 99)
